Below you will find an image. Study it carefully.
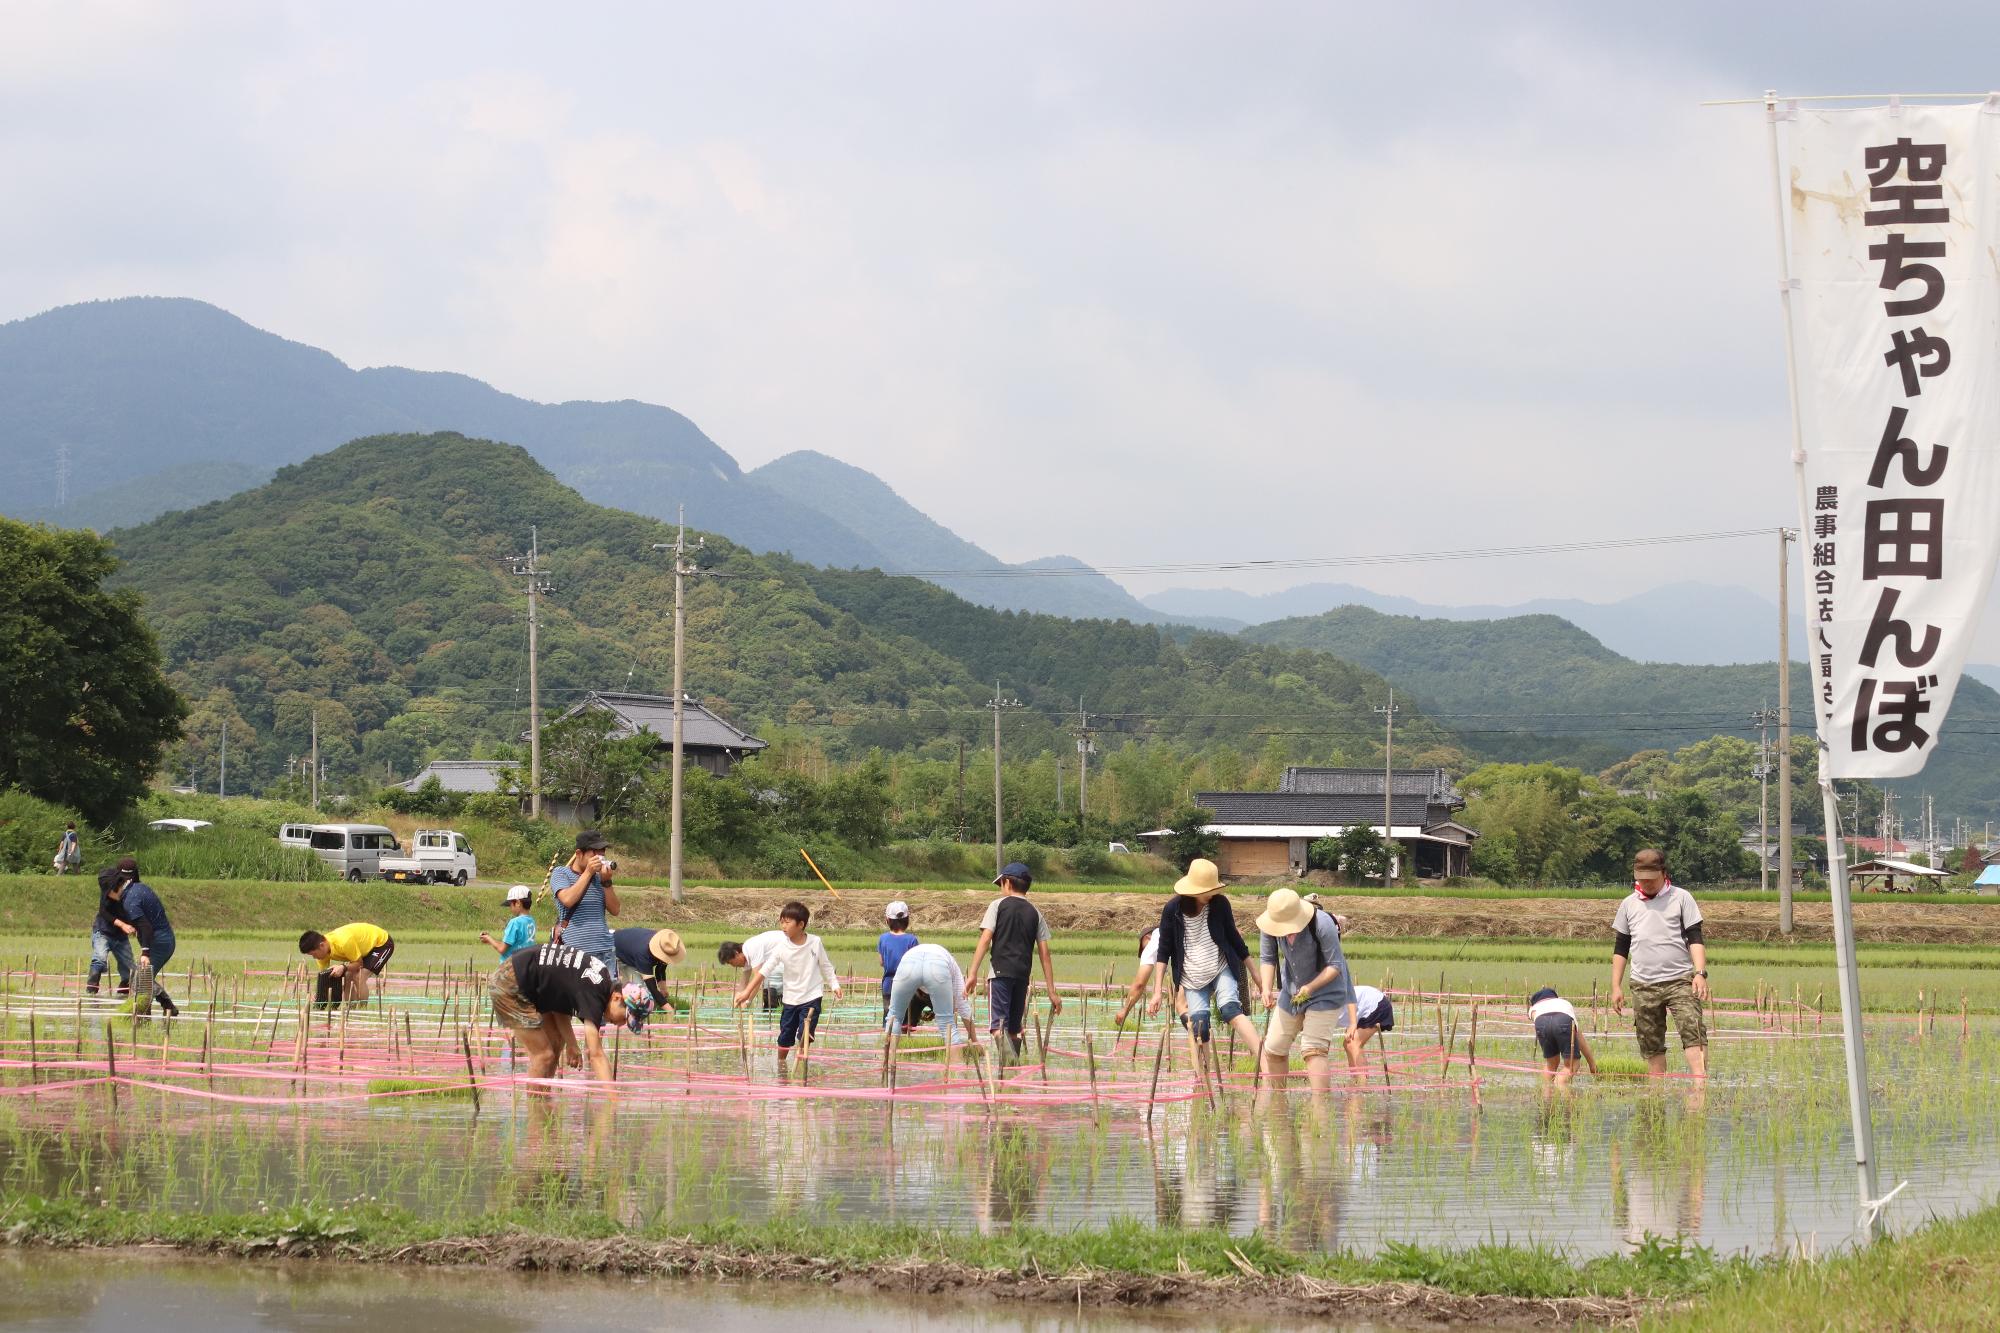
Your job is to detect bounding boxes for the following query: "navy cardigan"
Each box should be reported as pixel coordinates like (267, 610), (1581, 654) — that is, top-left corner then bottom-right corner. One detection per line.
(1154, 894), (1251, 991)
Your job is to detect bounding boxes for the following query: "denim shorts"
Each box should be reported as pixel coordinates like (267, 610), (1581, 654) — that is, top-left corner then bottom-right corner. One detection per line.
(1535, 1012), (1579, 1060)
(988, 975), (1031, 1038)
(778, 998), (824, 1050)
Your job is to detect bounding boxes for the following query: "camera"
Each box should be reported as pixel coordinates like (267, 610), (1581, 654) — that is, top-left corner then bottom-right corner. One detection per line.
(599, 857), (618, 871)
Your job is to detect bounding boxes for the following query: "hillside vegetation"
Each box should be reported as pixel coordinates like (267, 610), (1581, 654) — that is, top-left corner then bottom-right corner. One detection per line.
(105, 433), (1461, 801)
(1246, 605), (2000, 822)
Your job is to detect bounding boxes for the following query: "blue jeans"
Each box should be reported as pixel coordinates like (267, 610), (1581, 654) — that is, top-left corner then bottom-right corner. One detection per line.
(139, 930), (177, 1006)
(885, 950), (973, 1045)
(1183, 967), (1245, 1044)
(89, 927), (133, 993)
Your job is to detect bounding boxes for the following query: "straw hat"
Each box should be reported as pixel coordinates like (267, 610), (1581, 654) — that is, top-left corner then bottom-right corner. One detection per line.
(1172, 857), (1226, 897)
(1256, 887), (1316, 937)
(647, 929), (687, 966)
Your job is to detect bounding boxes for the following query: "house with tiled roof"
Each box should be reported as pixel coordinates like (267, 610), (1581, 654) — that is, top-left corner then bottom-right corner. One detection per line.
(539, 690), (767, 776)
(1196, 766), (1475, 882)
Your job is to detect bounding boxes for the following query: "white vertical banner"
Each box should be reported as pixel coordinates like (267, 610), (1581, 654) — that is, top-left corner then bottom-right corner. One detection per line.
(1789, 97), (2000, 779)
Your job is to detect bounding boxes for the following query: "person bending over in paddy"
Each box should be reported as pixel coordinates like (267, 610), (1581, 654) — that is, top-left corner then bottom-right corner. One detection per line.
(1253, 888), (1353, 1094)
(487, 941), (652, 1084)
(1111, 926), (1163, 1028)
(87, 865), (135, 997)
(1610, 848), (1709, 1078)
(964, 861), (1062, 1055)
(1152, 859), (1262, 1067)
(882, 941), (982, 1052)
(1529, 987), (1598, 1088)
(718, 929), (787, 1011)
(1342, 983), (1396, 1068)
(103, 858), (178, 1017)
(732, 901), (841, 1071)
(299, 922), (395, 1006)
(612, 927), (686, 1007)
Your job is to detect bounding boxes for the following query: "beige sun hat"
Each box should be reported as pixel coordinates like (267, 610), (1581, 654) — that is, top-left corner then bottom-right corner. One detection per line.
(1256, 887), (1316, 937)
(648, 929), (687, 966)
(1172, 857), (1226, 897)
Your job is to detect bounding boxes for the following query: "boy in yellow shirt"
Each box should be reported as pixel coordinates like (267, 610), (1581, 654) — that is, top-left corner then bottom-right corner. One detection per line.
(300, 922), (395, 1006)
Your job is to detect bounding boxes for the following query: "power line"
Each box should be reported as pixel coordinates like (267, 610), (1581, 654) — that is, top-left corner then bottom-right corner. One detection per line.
(876, 527), (1779, 579)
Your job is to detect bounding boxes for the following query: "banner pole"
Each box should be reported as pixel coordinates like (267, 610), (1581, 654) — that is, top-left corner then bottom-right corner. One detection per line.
(1822, 779), (1885, 1240)
(1767, 88), (1886, 1242)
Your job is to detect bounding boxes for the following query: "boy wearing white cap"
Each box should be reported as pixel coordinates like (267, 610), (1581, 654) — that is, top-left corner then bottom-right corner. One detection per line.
(481, 885), (538, 961)
(878, 900), (923, 1031)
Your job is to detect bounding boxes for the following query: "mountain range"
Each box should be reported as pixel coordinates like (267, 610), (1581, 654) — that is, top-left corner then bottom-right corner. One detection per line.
(0, 297), (1165, 625)
(102, 431), (1460, 794)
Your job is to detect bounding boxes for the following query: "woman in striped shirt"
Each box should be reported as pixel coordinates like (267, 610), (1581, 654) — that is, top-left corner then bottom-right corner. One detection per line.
(1148, 857), (1261, 1064)
(551, 829), (620, 975)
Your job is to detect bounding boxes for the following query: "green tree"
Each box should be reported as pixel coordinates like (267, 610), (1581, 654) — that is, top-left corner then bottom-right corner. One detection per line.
(1161, 805), (1219, 870)
(0, 519), (186, 821)
(540, 710), (659, 823)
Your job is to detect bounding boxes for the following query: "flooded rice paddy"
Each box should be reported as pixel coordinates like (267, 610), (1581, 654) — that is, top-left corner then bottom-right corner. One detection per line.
(3, 959), (1998, 1260)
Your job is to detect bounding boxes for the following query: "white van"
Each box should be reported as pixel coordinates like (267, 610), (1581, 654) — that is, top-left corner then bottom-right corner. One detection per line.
(286, 823), (400, 881)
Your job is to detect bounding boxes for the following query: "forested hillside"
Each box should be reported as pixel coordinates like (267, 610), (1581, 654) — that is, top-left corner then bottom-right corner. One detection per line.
(1246, 605), (2000, 822)
(106, 433), (1461, 796)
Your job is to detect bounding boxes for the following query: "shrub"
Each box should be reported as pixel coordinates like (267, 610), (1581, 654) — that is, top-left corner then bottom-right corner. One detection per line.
(1068, 843), (1112, 878)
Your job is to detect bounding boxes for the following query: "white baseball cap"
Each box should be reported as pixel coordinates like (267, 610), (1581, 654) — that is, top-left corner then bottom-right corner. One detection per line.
(885, 900), (909, 919)
(504, 884), (532, 903)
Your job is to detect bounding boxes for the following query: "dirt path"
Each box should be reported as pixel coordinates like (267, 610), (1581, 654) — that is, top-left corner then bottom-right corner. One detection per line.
(631, 885), (2000, 946)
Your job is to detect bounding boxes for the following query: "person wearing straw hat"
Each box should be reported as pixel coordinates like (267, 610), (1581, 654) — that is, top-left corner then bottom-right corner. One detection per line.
(1255, 887), (1355, 1094)
(612, 926), (687, 1007)
(1149, 858), (1260, 1065)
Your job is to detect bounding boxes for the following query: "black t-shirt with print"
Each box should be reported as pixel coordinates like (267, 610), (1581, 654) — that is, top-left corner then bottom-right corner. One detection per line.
(511, 944), (615, 1027)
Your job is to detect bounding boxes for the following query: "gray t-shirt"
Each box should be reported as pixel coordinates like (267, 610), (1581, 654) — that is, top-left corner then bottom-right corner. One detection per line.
(1612, 884), (1703, 985)
(1259, 908), (1355, 1015)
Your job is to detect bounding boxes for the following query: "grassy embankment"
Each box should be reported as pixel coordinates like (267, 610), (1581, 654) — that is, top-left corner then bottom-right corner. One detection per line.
(7, 1192), (1999, 1327)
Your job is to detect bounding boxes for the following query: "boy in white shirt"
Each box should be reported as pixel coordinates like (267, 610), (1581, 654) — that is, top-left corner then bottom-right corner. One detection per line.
(732, 901), (841, 1069)
(1529, 986), (1599, 1087)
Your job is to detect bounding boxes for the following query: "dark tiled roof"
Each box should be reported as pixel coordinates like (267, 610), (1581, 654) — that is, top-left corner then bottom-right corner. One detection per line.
(1280, 766), (1462, 809)
(398, 760), (519, 794)
(1195, 791), (1439, 827)
(544, 691), (767, 753)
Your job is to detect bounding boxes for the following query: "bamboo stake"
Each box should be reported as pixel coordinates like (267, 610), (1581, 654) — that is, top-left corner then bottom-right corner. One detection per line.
(1033, 1011), (1050, 1085)
(967, 1039), (996, 1121)
(1468, 1002), (1482, 1110)
(27, 1012), (37, 1082)
(461, 1028), (482, 1116)
(1146, 1021), (1169, 1118)
(1084, 1030), (1101, 1123)
(104, 1019), (118, 1111)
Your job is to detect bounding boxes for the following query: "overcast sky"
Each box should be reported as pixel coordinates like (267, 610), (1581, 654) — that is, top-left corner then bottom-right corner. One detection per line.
(10, 2), (2000, 635)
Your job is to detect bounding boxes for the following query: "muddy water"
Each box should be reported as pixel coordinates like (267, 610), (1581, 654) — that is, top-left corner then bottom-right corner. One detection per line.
(0, 1251), (1370, 1332)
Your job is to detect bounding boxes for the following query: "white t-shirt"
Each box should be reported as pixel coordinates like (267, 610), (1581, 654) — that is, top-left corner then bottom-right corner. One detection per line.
(1138, 930), (1159, 968)
(1530, 995), (1577, 1022)
(1178, 902), (1223, 991)
(742, 929), (787, 986)
(766, 933), (841, 1005)
(1353, 985), (1386, 1022)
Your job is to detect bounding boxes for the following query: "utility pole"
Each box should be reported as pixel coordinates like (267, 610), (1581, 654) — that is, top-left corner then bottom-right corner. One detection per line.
(1075, 696), (1093, 825)
(1054, 755), (1063, 815)
(1778, 528), (1795, 932)
(956, 737), (967, 843)
(218, 721), (227, 798)
(651, 509), (704, 905)
(508, 527), (554, 820)
(310, 708), (319, 810)
(988, 682), (1022, 877)
(1375, 688), (1398, 887)
(1752, 703), (1779, 893)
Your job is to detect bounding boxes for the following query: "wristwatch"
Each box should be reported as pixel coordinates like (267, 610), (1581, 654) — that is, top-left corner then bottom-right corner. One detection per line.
(1696, 969), (1709, 977)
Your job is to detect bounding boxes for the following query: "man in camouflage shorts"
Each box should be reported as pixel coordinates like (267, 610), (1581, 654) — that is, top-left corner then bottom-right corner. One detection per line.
(1611, 848), (1709, 1077)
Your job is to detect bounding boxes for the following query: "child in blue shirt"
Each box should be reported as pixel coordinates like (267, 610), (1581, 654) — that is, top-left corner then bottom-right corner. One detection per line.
(481, 885), (537, 960)
(878, 900), (924, 1032)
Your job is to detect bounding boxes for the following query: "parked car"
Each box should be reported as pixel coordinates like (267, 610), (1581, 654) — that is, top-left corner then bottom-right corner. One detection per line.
(147, 818), (214, 833)
(283, 823), (400, 881)
(378, 829), (478, 886)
